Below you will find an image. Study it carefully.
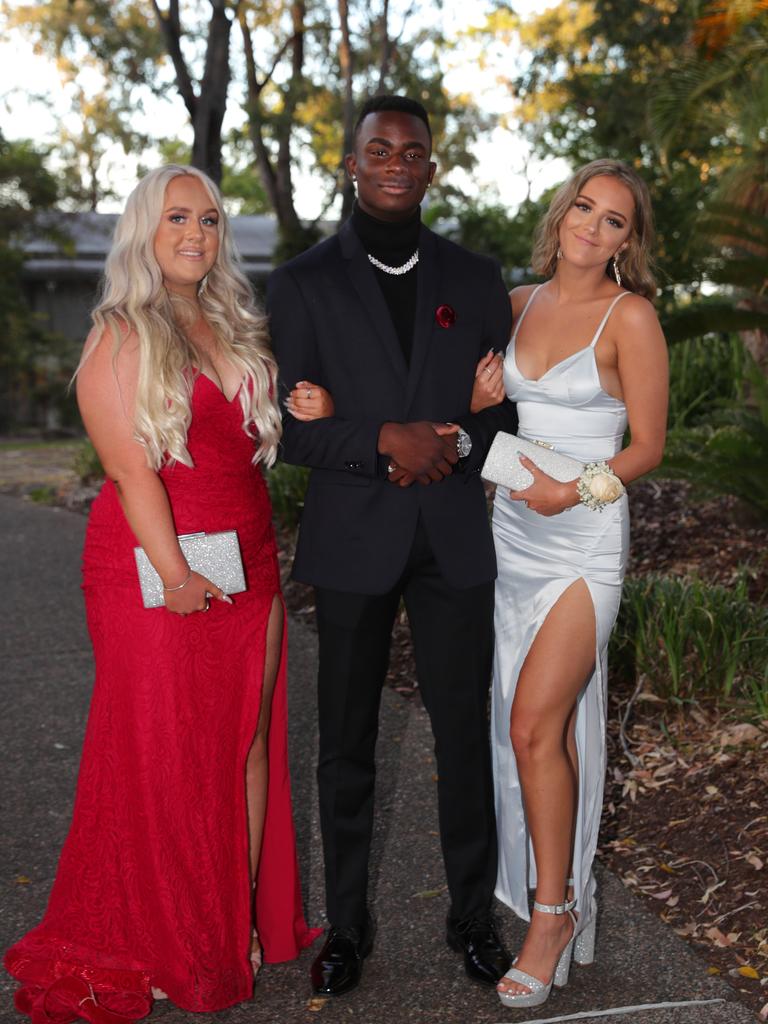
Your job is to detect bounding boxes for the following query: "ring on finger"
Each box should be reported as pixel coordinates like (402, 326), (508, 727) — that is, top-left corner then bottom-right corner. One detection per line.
(202, 599), (210, 612)
(306, 388), (312, 399)
(484, 367), (493, 376)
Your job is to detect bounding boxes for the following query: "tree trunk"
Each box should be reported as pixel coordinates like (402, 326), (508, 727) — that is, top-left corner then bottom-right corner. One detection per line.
(338, 0), (355, 222)
(151, 0), (236, 186)
(190, 1), (235, 184)
(239, 1), (317, 258)
(376, 0), (392, 93)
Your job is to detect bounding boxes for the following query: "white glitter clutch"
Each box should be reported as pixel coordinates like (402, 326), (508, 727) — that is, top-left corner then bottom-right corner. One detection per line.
(134, 530), (247, 608)
(481, 432), (584, 491)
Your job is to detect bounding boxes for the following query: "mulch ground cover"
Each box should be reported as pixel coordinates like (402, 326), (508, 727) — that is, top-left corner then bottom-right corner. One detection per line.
(2, 443), (766, 1017)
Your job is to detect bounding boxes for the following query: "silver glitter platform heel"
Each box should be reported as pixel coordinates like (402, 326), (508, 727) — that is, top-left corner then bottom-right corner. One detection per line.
(497, 898), (577, 1009)
(574, 896), (597, 966)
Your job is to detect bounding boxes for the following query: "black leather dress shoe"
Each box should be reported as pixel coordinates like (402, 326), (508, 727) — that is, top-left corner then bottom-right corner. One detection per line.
(310, 918), (375, 996)
(446, 914), (511, 986)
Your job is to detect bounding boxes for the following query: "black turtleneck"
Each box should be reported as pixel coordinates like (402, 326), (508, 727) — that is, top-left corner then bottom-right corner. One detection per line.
(351, 203), (420, 365)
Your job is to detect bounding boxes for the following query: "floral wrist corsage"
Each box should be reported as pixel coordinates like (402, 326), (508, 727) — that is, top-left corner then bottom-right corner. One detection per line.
(576, 461), (625, 511)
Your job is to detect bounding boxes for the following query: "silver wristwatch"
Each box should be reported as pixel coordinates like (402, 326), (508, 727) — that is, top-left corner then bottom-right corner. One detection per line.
(456, 428), (473, 458)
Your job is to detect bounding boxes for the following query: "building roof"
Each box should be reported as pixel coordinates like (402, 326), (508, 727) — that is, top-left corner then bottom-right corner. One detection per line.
(21, 211), (279, 279)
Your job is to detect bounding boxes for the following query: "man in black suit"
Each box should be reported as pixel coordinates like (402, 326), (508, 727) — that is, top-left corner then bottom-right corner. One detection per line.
(267, 95), (518, 996)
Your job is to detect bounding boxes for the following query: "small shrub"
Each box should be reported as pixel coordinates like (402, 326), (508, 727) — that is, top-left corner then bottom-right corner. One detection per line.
(610, 573), (768, 717)
(27, 485), (57, 505)
(267, 462), (309, 530)
(72, 441), (104, 485)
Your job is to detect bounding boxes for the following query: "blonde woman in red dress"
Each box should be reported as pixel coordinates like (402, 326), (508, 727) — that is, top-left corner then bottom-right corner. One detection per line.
(5, 165), (318, 1023)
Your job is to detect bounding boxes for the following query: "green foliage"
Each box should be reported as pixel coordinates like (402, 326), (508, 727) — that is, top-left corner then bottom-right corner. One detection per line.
(426, 195), (550, 284)
(72, 441), (104, 486)
(27, 485), (58, 504)
(0, 130), (72, 431)
(663, 302), (768, 345)
(649, 17), (768, 207)
(659, 357), (768, 520)
(153, 133), (271, 215)
(266, 462), (309, 530)
(512, 0), (694, 166)
(666, 334), (746, 429)
(220, 130), (270, 216)
(478, 0), (768, 296)
(610, 573), (768, 715)
(0, 136), (58, 231)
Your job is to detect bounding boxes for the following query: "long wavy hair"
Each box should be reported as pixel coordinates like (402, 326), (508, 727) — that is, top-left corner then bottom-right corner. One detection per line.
(532, 159), (657, 299)
(79, 165), (281, 469)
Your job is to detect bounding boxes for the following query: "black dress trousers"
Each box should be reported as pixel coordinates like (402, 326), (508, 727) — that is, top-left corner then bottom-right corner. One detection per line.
(314, 517), (497, 929)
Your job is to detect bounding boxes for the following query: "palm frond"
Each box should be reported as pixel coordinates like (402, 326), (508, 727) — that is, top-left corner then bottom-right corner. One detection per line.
(662, 303), (768, 343)
(648, 37), (768, 159)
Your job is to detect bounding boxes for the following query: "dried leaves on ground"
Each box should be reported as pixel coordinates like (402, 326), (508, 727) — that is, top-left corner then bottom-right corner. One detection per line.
(601, 704), (768, 1016)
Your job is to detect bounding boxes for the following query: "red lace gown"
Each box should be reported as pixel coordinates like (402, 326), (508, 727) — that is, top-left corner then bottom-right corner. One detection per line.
(5, 375), (319, 1022)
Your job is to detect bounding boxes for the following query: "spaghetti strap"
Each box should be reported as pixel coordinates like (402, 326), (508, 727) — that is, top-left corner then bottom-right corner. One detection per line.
(511, 284), (545, 343)
(589, 291), (630, 348)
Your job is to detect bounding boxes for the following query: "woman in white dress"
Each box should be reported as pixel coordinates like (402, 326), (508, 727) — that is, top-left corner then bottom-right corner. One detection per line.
(491, 160), (668, 1008)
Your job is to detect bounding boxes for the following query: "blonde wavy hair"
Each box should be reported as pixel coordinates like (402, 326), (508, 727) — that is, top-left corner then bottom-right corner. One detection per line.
(80, 164), (281, 469)
(532, 159), (657, 300)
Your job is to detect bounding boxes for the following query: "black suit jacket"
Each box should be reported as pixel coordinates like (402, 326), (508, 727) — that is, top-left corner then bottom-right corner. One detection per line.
(266, 220), (518, 593)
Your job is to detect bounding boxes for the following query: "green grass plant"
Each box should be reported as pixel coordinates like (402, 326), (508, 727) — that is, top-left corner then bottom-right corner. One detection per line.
(667, 333), (745, 429)
(610, 572), (768, 717)
(266, 462), (309, 530)
(659, 355), (768, 522)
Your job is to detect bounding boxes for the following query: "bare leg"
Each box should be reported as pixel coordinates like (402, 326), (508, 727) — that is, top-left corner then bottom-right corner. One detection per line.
(246, 594), (284, 966)
(498, 580), (595, 996)
(566, 704), (578, 902)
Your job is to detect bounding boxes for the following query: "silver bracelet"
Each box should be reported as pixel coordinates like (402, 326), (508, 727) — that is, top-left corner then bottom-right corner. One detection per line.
(163, 570), (192, 592)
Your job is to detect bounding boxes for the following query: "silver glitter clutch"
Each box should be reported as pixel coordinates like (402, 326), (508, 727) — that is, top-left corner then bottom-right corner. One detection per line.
(481, 432), (584, 491)
(134, 530), (247, 608)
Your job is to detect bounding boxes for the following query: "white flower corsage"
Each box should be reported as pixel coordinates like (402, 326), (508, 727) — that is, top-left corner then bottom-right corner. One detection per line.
(576, 461), (625, 511)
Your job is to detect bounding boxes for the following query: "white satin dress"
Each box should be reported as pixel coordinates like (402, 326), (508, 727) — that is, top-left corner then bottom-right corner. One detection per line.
(491, 284), (630, 922)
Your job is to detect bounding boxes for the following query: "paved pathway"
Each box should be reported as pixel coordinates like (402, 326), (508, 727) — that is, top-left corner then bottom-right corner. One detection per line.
(0, 495), (756, 1023)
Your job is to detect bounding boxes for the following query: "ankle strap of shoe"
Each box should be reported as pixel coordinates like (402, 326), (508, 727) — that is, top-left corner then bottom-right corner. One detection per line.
(532, 898), (577, 915)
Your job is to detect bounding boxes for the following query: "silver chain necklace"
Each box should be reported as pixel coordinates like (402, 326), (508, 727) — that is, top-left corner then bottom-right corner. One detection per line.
(367, 250), (419, 276)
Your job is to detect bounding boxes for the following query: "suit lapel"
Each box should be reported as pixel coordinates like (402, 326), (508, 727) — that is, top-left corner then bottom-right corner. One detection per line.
(405, 226), (439, 408)
(339, 221), (408, 383)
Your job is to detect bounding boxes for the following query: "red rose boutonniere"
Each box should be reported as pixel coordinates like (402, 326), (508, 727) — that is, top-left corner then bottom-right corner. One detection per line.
(435, 304), (456, 329)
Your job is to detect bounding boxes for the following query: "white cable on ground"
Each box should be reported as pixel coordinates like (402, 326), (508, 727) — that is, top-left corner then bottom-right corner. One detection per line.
(494, 997), (726, 1024)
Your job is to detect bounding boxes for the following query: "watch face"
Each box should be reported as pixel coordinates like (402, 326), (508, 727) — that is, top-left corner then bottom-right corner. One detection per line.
(457, 429), (472, 457)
